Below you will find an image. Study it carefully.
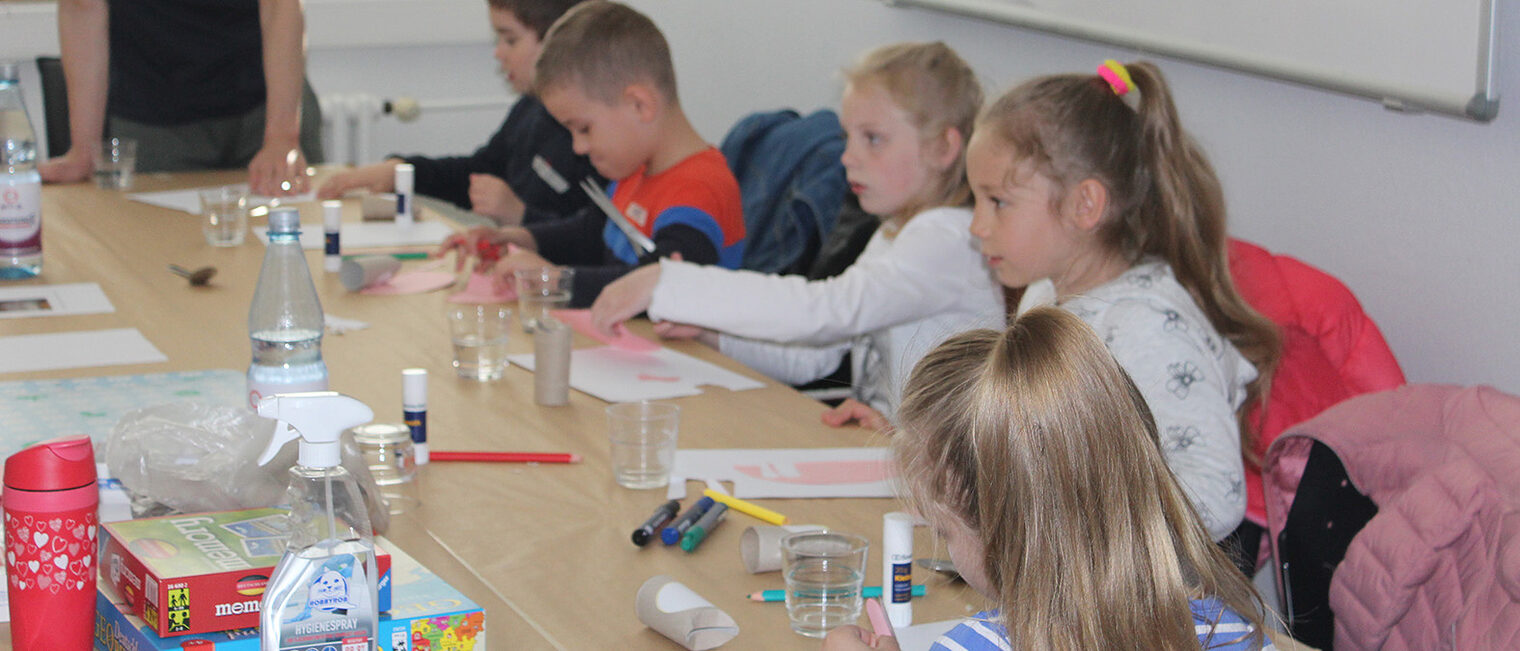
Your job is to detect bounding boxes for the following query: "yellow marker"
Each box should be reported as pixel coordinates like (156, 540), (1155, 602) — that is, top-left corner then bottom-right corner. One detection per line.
(701, 489), (788, 525)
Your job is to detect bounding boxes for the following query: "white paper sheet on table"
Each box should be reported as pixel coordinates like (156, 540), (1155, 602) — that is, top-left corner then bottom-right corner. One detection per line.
(0, 328), (166, 374)
(253, 220), (454, 250)
(507, 346), (764, 403)
(666, 447), (897, 499)
(0, 283), (114, 319)
(127, 184), (315, 215)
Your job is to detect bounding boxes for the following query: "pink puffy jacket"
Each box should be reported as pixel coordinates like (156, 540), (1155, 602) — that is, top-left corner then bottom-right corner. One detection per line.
(1264, 384), (1520, 649)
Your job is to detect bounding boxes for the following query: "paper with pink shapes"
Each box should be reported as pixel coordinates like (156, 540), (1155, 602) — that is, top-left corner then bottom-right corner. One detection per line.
(507, 346), (763, 402)
(359, 270), (456, 295)
(667, 448), (898, 499)
(447, 272), (516, 304)
(549, 309), (660, 352)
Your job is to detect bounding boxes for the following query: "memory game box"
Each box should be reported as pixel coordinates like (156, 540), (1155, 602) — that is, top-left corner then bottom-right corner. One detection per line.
(101, 508), (391, 637)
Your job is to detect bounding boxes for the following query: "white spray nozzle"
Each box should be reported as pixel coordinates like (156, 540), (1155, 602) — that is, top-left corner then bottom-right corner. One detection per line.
(257, 391), (375, 469)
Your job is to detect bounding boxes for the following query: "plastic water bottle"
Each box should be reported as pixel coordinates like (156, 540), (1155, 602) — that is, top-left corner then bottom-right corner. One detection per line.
(0, 62), (42, 279)
(247, 207), (329, 408)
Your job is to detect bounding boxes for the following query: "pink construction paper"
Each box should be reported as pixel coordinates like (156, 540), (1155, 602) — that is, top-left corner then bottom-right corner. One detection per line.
(447, 272), (517, 304)
(550, 308), (661, 352)
(359, 270), (455, 295)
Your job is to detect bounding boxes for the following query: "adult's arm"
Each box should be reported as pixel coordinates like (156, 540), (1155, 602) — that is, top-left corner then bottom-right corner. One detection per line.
(248, 0), (308, 196)
(38, 0), (109, 183)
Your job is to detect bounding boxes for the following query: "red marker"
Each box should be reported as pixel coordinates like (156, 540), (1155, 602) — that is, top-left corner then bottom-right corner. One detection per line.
(430, 451), (580, 464)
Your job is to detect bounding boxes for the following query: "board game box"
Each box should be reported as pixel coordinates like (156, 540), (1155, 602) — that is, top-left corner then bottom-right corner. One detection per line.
(95, 537), (484, 651)
(101, 508), (391, 638)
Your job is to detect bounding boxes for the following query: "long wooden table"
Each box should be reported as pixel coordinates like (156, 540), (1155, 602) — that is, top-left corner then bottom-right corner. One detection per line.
(2, 172), (981, 650)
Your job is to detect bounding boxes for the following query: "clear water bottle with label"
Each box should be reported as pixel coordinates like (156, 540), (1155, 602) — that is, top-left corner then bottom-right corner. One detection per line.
(0, 62), (42, 279)
(248, 207), (329, 407)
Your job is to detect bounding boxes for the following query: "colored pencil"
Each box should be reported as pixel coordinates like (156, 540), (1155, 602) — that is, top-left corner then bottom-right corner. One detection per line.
(429, 451), (580, 463)
(746, 585), (926, 602)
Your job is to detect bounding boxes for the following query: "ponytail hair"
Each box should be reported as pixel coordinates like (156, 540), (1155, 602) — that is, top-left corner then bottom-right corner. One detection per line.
(895, 308), (1268, 650)
(978, 61), (1280, 455)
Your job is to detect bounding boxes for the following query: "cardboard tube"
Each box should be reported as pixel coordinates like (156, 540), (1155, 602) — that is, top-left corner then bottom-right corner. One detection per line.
(739, 524), (826, 574)
(635, 575), (738, 650)
(533, 320), (572, 406)
(340, 255), (401, 291)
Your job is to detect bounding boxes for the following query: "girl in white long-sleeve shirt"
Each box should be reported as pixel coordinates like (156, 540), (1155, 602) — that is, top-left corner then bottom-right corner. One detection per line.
(590, 42), (1005, 424)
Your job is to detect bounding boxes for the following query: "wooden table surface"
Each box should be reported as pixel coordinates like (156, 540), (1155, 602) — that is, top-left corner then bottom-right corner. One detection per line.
(1, 172), (981, 650)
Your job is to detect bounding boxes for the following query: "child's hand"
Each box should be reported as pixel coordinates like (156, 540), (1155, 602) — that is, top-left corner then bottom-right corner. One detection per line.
(589, 263), (662, 338)
(650, 321), (707, 341)
(821, 399), (889, 431)
(489, 247), (554, 294)
(822, 625), (900, 650)
(468, 173), (526, 225)
(317, 161), (397, 199)
(436, 227), (536, 272)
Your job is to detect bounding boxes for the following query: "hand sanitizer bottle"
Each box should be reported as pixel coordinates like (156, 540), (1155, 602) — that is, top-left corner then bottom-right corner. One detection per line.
(256, 392), (378, 651)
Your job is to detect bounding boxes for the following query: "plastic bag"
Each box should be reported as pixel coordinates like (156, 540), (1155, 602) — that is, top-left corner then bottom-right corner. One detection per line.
(104, 401), (390, 533)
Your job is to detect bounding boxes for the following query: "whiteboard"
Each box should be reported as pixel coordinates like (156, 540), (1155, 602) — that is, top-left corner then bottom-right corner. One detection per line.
(884, 0), (1501, 122)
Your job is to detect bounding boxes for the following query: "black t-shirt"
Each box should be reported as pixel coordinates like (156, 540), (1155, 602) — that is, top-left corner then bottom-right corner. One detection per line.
(107, 0), (266, 125)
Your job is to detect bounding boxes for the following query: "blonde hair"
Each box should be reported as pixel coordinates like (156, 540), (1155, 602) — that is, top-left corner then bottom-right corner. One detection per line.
(843, 42), (981, 221)
(895, 307), (1268, 650)
(533, 1), (678, 104)
(977, 61), (1280, 456)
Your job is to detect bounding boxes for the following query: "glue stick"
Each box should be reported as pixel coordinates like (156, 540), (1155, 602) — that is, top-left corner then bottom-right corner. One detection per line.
(882, 511), (914, 628)
(402, 368), (428, 464)
(322, 200), (342, 272)
(394, 163), (415, 227)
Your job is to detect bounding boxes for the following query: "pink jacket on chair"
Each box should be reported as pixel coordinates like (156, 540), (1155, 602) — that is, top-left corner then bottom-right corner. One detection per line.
(1227, 239), (1405, 528)
(1264, 384), (1520, 649)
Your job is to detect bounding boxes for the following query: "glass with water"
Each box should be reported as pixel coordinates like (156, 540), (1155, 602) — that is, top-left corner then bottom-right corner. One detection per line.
(513, 266), (574, 332)
(446, 304), (512, 381)
(781, 531), (870, 638)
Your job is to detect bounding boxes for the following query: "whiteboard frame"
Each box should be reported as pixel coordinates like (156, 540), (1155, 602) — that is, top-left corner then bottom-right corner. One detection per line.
(884, 0), (1501, 122)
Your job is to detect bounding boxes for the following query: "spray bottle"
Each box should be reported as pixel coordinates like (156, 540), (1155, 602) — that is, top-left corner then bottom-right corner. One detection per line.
(256, 391), (378, 651)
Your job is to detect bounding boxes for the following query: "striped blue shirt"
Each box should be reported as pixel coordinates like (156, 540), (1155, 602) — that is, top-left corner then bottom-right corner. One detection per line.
(929, 599), (1276, 651)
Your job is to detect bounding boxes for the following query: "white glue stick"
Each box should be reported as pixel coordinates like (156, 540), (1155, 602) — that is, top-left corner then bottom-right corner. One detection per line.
(394, 163), (415, 227)
(403, 368), (428, 464)
(882, 511), (914, 628)
(322, 200), (342, 272)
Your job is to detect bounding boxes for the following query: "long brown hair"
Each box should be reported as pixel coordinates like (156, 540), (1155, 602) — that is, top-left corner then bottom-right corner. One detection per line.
(895, 307), (1267, 650)
(842, 42), (981, 222)
(977, 61), (1279, 455)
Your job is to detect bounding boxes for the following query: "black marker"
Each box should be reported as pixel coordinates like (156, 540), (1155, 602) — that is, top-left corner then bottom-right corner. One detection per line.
(660, 496), (714, 546)
(632, 499), (682, 546)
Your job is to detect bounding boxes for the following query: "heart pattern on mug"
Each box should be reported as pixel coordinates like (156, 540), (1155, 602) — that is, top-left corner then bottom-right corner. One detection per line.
(5, 508), (97, 594)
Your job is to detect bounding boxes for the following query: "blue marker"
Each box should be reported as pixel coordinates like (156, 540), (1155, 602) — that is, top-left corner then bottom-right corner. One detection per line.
(661, 496), (714, 546)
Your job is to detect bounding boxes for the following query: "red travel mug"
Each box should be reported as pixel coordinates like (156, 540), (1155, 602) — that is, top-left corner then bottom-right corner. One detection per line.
(4, 436), (99, 651)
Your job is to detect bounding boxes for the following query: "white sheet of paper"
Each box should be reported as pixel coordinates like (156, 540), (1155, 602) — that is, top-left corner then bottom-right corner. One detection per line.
(508, 346), (764, 403)
(0, 283), (114, 319)
(127, 184), (315, 215)
(253, 220), (453, 250)
(666, 447), (898, 499)
(896, 618), (962, 651)
(0, 328), (167, 374)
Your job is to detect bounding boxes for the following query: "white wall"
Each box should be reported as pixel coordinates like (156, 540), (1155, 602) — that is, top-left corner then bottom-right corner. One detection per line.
(8, 0), (1518, 392)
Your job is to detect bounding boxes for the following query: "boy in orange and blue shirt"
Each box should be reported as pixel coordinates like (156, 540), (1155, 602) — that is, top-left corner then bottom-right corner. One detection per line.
(445, 1), (744, 306)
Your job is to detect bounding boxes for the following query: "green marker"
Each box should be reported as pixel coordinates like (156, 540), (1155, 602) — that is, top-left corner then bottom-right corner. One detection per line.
(679, 503), (729, 552)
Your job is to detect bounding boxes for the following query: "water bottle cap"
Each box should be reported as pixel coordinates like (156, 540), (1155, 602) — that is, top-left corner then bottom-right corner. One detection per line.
(268, 207), (302, 234)
(3, 436), (96, 492)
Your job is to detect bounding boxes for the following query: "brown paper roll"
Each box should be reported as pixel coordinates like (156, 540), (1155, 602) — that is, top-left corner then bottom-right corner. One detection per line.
(634, 575), (738, 650)
(340, 255), (401, 291)
(739, 524), (827, 574)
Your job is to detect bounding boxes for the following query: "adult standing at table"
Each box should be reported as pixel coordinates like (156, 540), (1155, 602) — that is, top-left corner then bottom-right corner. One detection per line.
(38, 0), (322, 196)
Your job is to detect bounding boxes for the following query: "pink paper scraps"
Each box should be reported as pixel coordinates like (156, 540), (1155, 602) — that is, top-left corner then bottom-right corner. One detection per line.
(549, 308), (661, 353)
(359, 270), (456, 295)
(448, 271), (517, 304)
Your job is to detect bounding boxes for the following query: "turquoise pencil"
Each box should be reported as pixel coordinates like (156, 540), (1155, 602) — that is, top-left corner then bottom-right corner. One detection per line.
(746, 585), (926, 602)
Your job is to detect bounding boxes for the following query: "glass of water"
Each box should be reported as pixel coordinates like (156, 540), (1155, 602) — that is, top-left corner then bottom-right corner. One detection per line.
(781, 531), (870, 638)
(93, 137), (136, 190)
(446, 304), (512, 381)
(513, 266), (574, 333)
(198, 185), (248, 247)
(605, 401), (679, 489)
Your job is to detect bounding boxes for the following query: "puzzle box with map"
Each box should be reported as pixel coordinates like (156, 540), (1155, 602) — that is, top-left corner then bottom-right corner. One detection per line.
(101, 507), (392, 638)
